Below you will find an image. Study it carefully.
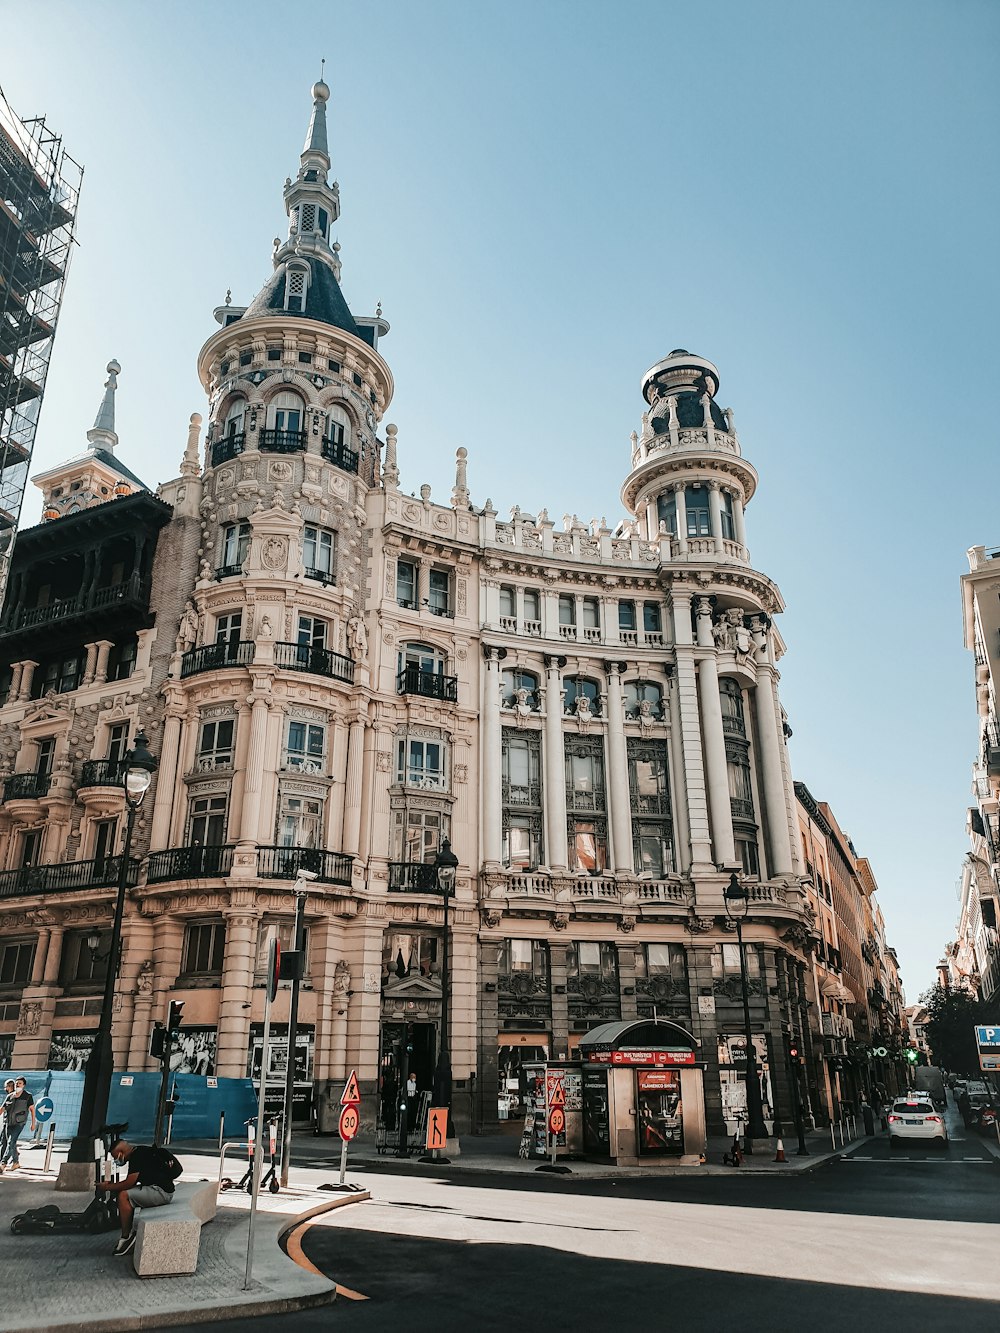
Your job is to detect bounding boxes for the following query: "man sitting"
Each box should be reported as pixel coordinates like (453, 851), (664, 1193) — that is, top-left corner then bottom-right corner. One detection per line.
(98, 1138), (177, 1256)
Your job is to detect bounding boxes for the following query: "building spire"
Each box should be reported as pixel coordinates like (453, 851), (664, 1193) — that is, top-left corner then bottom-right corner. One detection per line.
(302, 70), (331, 169)
(87, 358), (120, 451)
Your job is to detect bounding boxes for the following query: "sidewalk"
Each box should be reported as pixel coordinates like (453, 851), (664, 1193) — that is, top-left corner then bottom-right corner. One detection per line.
(0, 1148), (354, 1333)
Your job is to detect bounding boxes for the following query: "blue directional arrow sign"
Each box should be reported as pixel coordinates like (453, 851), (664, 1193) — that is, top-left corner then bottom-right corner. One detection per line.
(34, 1097), (54, 1123)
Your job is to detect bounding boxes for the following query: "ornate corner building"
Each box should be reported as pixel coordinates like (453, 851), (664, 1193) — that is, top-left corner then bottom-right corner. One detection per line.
(0, 80), (836, 1136)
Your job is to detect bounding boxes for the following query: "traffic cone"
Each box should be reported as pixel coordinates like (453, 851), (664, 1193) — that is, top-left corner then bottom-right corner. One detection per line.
(774, 1138), (787, 1163)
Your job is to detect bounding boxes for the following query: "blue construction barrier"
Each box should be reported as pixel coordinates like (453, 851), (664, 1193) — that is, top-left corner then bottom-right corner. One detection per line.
(6, 1070), (257, 1143)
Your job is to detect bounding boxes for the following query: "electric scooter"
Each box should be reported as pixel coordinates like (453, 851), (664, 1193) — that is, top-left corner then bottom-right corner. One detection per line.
(10, 1122), (127, 1235)
(220, 1119), (281, 1195)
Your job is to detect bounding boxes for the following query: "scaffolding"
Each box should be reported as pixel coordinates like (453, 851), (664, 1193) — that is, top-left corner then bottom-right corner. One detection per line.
(0, 86), (82, 607)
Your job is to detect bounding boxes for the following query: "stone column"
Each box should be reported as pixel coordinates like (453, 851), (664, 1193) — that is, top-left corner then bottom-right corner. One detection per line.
(42, 927), (63, 985)
(124, 915), (157, 1069)
(695, 598), (736, 868)
(733, 494), (748, 550)
(417, 560), (430, 609)
(673, 485), (688, 556)
(16, 661), (38, 702)
(708, 482), (725, 555)
(238, 691), (271, 843)
(604, 661), (633, 874)
(216, 909), (261, 1078)
(666, 675), (691, 873)
(7, 662), (24, 703)
(149, 709), (184, 850)
(80, 643), (100, 688)
(543, 657), (568, 872)
(755, 665), (794, 876)
(93, 640), (115, 685)
(482, 648), (503, 868)
(342, 713), (366, 856)
(30, 928), (50, 984)
(670, 589), (712, 869)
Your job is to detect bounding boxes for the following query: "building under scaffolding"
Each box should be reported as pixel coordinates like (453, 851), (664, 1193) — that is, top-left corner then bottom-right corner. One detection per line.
(0, 87), (82, 608)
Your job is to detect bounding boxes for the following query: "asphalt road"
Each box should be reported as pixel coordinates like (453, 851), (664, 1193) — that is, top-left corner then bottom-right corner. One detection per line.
(164, 1107), (1000, 1333)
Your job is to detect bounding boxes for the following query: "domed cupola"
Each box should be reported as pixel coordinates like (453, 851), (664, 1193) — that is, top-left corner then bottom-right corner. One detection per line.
(641, 350), (729, 434)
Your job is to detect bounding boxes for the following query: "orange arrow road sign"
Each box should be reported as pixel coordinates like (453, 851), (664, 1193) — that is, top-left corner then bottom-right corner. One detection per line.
(341, 1069), (361, 1106)
(426, 1107), (448, 1151)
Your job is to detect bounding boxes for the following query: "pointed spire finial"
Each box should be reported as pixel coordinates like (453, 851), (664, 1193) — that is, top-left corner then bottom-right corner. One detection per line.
(304, 73), (331, 164)
(87, 358), (121, 451)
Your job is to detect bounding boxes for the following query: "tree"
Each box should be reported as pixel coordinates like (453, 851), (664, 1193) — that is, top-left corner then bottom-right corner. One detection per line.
(919, 984), (998, 1074)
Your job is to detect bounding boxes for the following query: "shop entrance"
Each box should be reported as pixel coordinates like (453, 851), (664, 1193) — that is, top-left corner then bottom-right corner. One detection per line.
(380, 1022), (437, 1100)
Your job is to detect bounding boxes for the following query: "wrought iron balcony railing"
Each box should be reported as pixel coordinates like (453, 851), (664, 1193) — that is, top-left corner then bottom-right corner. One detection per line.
(210, 433), (245, 466)
(145, 844), (235, 884)
(388, 862), (441, 892)
(259, 429), (307, 454)
(0, 855), (139, 899)
(79, 759), (124, 788)
(214, 564), (245, 580)
(3, 572), (147, 634)
(273, 642), (354, 683)
(396, 665), (458, 701)
(321, 436), (360, 474)
(257, 845), (353, 886)
(180, 640), (255, 678)
(3, 771), (52, 801)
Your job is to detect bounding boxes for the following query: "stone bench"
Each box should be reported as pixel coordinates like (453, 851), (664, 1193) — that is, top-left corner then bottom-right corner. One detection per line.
(132, 1178), (218, 1278)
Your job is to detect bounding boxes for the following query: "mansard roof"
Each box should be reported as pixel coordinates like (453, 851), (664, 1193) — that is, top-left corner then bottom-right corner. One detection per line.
(241, 258), (363, 341)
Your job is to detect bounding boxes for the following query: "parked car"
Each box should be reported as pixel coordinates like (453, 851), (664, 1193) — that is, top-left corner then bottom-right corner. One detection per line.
(887, 1096), (949, 1148)
(959, 1081), (994, 1128)
(971, 1103), (1000, 1137)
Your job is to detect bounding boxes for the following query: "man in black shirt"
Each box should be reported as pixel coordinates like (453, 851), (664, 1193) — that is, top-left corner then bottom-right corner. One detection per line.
(98, 1139), (175, 1256)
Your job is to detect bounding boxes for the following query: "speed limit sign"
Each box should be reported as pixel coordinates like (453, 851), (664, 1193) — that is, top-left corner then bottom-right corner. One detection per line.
(548, 1106), (565, 1135)
(339, 1104), (360, 1141)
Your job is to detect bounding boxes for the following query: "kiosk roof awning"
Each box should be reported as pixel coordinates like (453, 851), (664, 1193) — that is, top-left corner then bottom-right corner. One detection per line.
(579, 1019), (700, 1066)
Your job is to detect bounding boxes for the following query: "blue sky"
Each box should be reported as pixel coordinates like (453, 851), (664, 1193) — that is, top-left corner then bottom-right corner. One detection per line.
(5, 0), (999, 993)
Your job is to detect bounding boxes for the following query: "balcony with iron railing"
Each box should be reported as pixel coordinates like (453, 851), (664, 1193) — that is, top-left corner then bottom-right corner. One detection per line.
(210, 433), (245, 467)
(215, 564), (245, 580)
(0, 854), (139, 899)
(396, 665), (458, 702)
(79, 759), (123, 788)
(257, 845), (353, 885)
(145, 844), (235, 884)
(180, 640), (255, 678)
(730, 797), (755, 821)
(389, 862), (440, 892)
(259, 429), (307, 454)
(321, 436), (359, 474)
(303, 566), (336, 586)
(2, 771), (52, 802)
(274, 642), (355, 683)
(1, 572), (148, 635)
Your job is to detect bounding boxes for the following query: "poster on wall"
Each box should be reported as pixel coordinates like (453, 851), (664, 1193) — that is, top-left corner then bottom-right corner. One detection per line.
(582, 1067), (610, 1154)
(497, 1042), (549, 1121)
(49, 1032), (96, 1071)
(718, 1032), (774, 1128)
(247, 1025), (315, 1120)
(169, 1027), (217, 1076)
(0, 1034), (13, 1070)
(636, 1068), (683, 1155)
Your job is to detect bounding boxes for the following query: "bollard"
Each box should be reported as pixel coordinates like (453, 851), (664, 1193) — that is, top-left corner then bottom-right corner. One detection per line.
(219, 1110), (226, 1152)
(43, 1123), (55, 1173)
(830, 1122), (836, 1151)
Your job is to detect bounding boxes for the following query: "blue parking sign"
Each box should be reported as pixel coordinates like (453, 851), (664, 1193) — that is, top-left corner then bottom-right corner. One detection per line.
(34, 1097), (54, 1122)
(975, 1026), (1000, 1046)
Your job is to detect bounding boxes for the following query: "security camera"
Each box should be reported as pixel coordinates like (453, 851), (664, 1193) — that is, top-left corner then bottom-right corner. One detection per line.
(294, 868), (319, 885)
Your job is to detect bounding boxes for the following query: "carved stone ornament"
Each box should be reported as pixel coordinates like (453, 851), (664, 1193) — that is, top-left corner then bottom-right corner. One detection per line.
(685, 911), (715, 934)
(18, 1000), (43, 1035)
(376, 750), (392, 773)
(135, 959), (154, 994)
(454, 763), (468, 784)
(262, 536), (288, 570)
(483, 909), (503, 928)
(618, 915), (637, 933)
(552, 912), (569, 931)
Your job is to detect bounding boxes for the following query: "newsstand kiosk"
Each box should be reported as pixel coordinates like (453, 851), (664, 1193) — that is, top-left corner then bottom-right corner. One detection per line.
(578, 1019), (707, 1167)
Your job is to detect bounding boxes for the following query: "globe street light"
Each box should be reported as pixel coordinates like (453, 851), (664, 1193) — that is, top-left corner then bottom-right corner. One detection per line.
(64, 730), (157, 1172)
(724, 871), (770, 1153)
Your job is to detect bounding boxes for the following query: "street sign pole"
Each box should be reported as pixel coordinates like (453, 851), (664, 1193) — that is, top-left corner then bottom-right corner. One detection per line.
(336, 1070), (361, 1188)
(245, 932), (277, 1291)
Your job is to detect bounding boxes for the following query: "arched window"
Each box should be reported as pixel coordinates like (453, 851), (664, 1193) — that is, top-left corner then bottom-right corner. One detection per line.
(501, 668), (539, 710)
(284, 264), (309, 314)
(397, 643), (456, 701)
(719, 678), (746, 737)
(398, 642), (445, 675)
(268, 391), (304, 433)
(223, 397), (246, 439)
(564, 676), (602, 717)
(325, 403), (351, 448)
(624, 680), (663, 720)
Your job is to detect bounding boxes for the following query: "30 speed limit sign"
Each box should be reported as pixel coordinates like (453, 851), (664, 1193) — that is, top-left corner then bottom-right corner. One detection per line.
(548, 1106), (565, 1135)
(339, 1104), (360, 1141)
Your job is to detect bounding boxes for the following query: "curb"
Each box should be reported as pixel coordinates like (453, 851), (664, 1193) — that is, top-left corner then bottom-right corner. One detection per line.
(281, 1191), (372, 1301)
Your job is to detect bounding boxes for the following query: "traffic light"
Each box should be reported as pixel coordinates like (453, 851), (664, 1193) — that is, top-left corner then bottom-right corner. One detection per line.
(278, 950), (304, 982)
(149, 1022), (166, 1060)
(788, 1040), (802, 1064)
(905, 1048), (919, 1064)
(167, 1000), (185, 1033)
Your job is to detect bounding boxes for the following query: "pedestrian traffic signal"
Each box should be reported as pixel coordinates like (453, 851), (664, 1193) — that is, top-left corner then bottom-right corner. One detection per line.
(167, 1000), (185, 1033)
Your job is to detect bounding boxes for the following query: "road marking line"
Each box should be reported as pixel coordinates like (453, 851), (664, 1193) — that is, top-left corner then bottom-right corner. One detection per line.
(281, 1192), (372, 1301)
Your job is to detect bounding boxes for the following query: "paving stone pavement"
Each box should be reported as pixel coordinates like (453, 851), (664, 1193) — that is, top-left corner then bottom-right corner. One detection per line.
(0, 1160), (337, 1333)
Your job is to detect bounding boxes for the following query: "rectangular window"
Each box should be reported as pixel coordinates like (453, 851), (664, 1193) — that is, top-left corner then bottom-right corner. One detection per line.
(182, 921), (226, 974)
(37, 655), (81, 696)
(720, 492), (736, 540)
(628, 740), (671, 815)
(107, 723), (129, 764)
(189, 795), (228, 846)
(93, 818), (117, 870)
(637, 943), (687, 979)
(297, 615), (327, 649)
(396, 560), (416, 608)
(685, 486), (711, 537)
(569, 940), (618, 981)
(618, 600), (637, 631)
(565, 739), (606, 813)
(568, 818), (608, 874)
(108, 637), (137, 681)
(36, 738), (56, 776)
(499, 586), (516, 618)
(19, 829), (42, 868)
(286, 721), (325, 771)
(0, 940), (34, 988)
(277, 794), (323, 848)
(304, 527), (335, 578)
(255, 919), (311, 977)
(736, 834), (760, 877)
(215, 612), (243, 648)
(712, 942), (762, 979)
(502, 730), (543, 869)
(523, 590), (541, 622)
(221, 522), (251, 568)
(582, 597), (600, 628)
(60, 929), (110, 987)
(558, 595), (576, 626)
(397, 808), (446, 863)
(633, 822), (674, 877)
(643, 602), (662, 633)
(428, 569), (451, 616)
(499, 938), (549, 979)
(199, 718), (235, 768)
(397, 737), (446, 789)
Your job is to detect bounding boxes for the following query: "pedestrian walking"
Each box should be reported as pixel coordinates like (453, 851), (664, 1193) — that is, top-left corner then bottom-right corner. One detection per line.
(0, 1077), (36, 1170)
(98, 1138), (181, 1256)
(0, 1078), (14, 1165)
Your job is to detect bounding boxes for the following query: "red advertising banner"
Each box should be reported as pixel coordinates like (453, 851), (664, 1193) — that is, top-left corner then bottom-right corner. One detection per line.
(637, 1069), (680, 1091)
(585, 1049), (696, 1066)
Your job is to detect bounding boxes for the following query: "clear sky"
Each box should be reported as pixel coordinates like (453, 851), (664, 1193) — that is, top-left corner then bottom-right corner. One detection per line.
(4, 0), (998, 995)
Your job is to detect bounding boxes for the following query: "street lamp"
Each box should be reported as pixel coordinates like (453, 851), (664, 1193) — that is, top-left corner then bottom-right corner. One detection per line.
(431, 838), (459, 1132)
(64, 730), (157, 1172)
(724, 871), (770, 1154)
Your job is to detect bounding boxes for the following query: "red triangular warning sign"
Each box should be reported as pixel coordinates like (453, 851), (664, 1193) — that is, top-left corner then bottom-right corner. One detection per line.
(549, 1082), (566, 1107)
(341, 1069), (361, 1105)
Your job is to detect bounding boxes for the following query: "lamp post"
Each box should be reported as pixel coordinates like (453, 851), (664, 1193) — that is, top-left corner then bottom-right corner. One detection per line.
(64, 730), (157, 1172)
(431, 838), (459, 1133)
(724, 871), (770, 1154)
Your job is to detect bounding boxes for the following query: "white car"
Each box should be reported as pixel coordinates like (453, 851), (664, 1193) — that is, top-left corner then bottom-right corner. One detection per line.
(887, 1097), (949, 1148)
